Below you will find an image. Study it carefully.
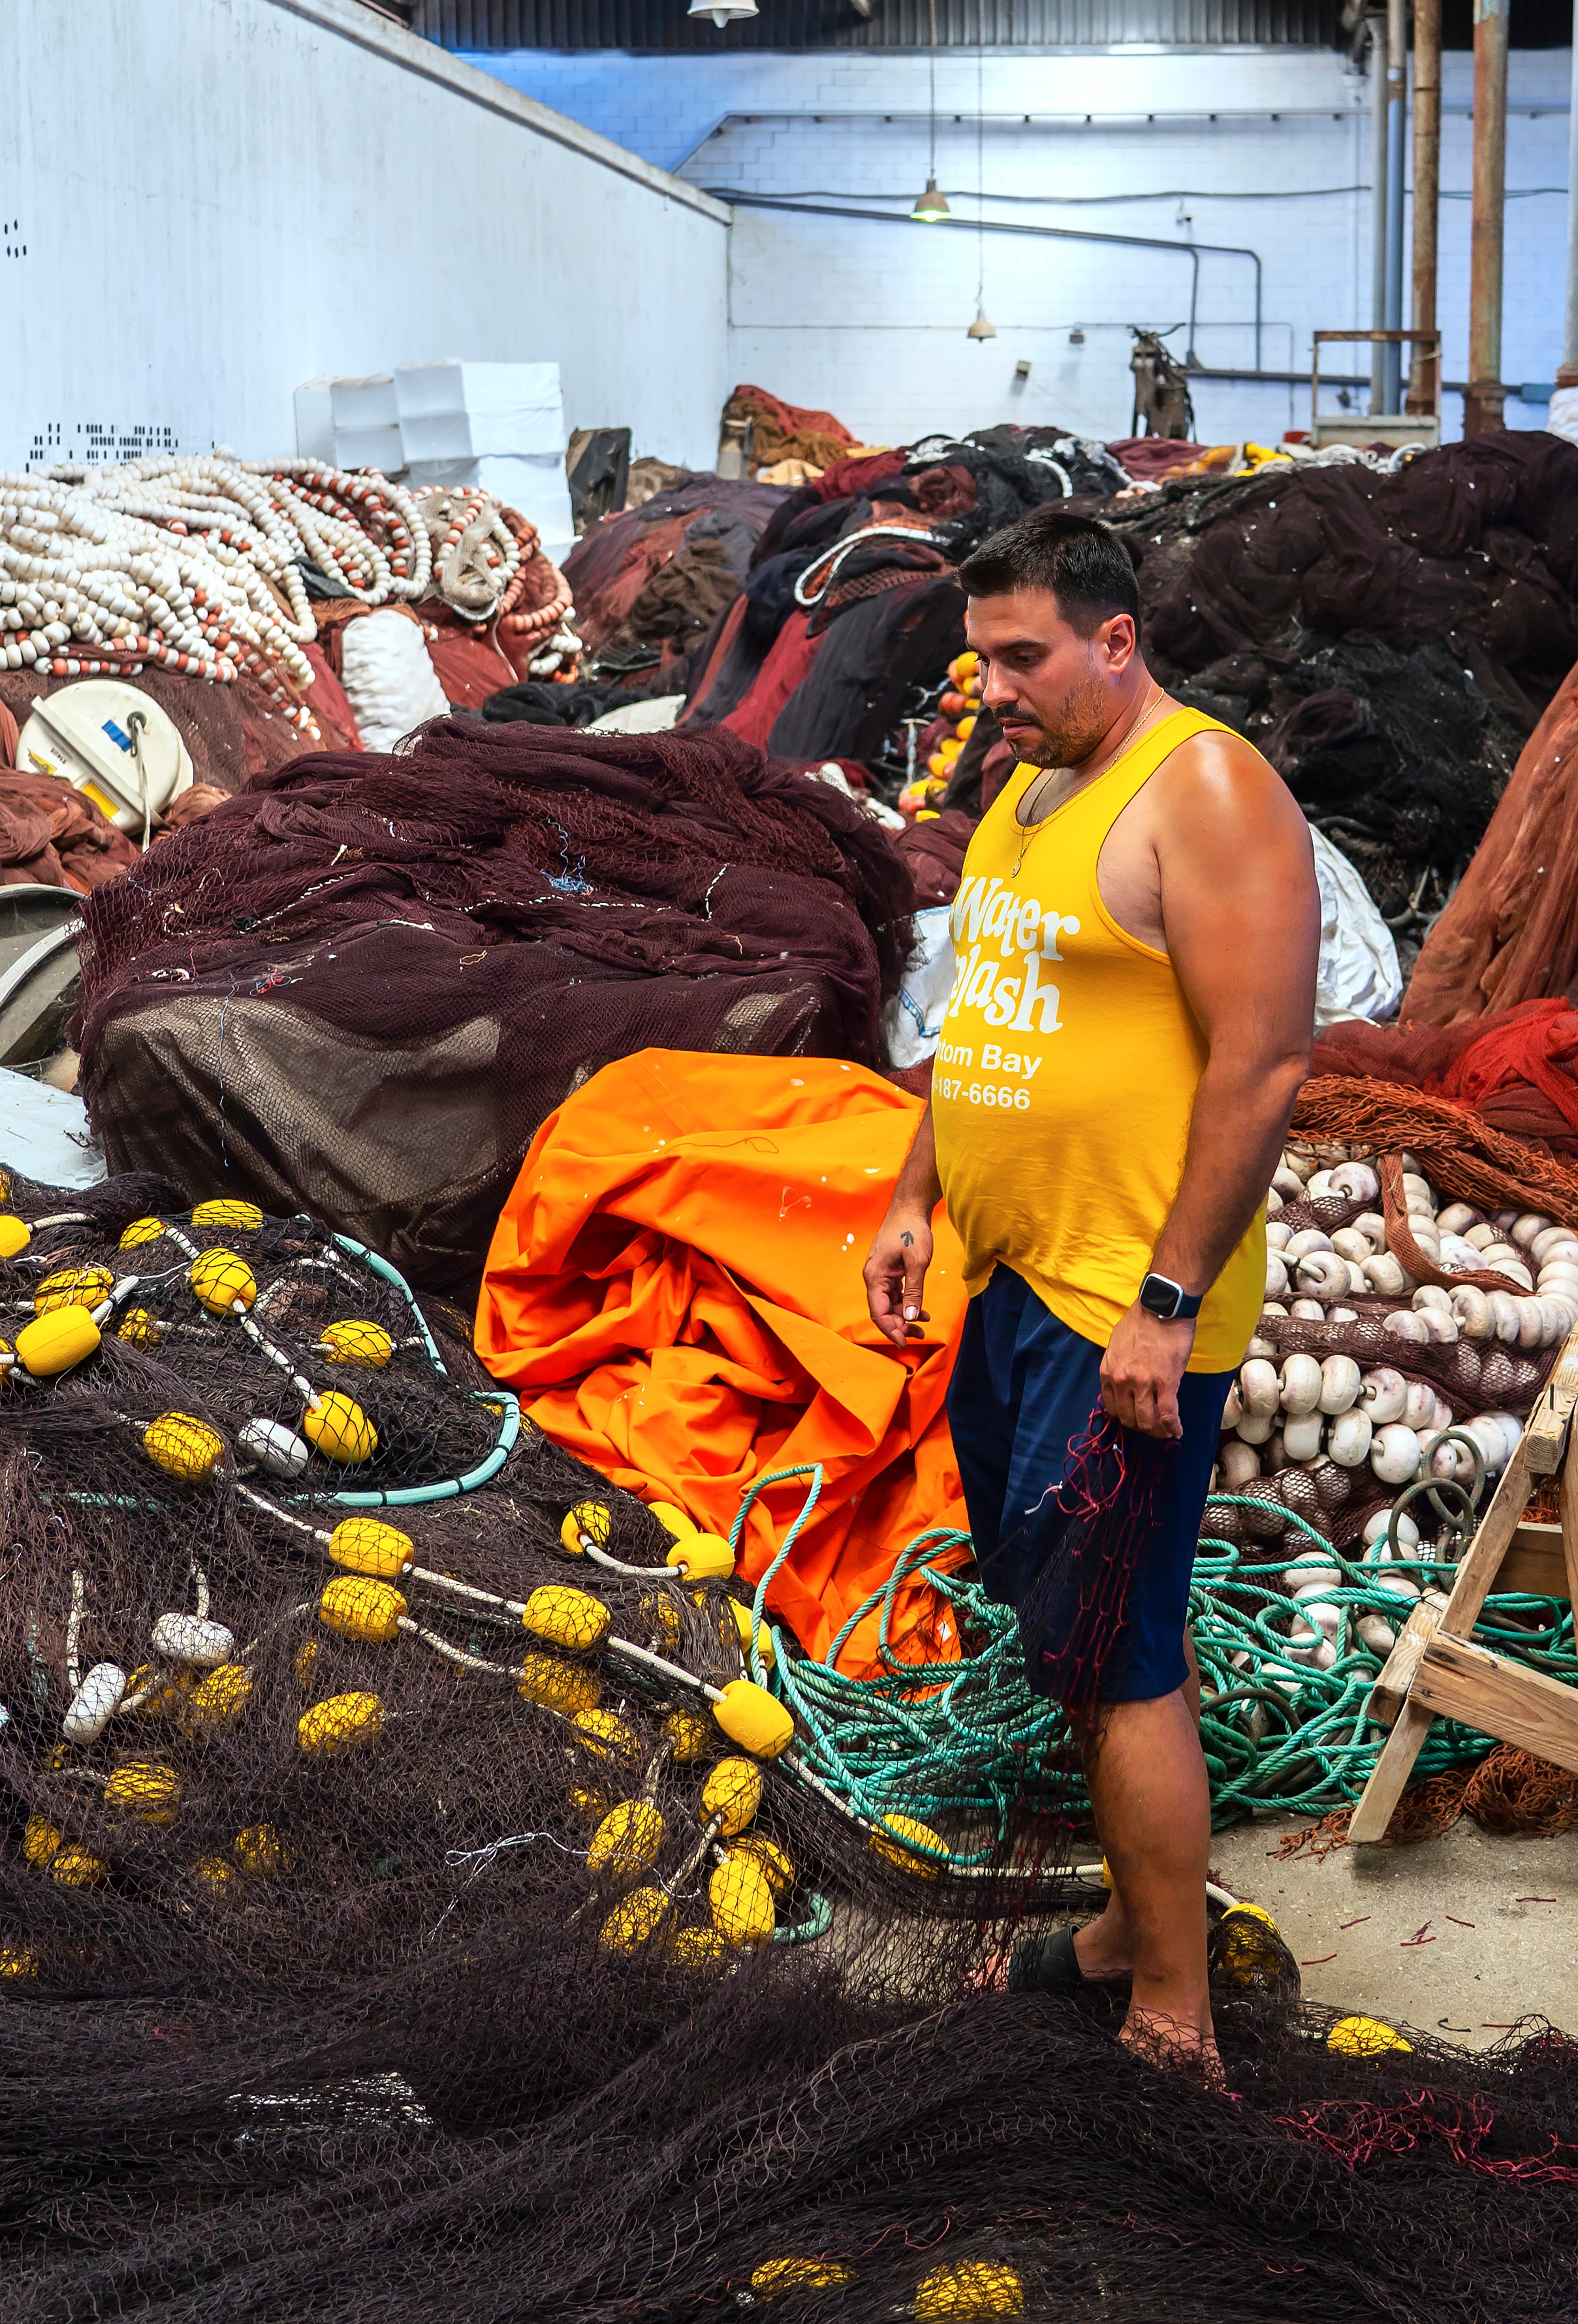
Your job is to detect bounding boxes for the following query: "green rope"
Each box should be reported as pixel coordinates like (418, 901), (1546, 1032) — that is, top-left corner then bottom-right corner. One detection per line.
(743, 1476), (1576, 1850)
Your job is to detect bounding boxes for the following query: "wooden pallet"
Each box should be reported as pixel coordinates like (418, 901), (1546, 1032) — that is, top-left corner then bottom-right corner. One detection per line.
(1348, 1329), (1578, 1843)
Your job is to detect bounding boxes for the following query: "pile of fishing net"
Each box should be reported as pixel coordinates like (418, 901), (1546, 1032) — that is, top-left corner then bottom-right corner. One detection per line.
(1101, 430), (1578, 931)
(4, 1166), (1578, 2320)
(73, 721), (915, 1293)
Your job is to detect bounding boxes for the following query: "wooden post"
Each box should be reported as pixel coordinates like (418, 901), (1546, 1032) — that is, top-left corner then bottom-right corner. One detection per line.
(1408, 0), (1441, 415)
(1464, 0), (1510, 438)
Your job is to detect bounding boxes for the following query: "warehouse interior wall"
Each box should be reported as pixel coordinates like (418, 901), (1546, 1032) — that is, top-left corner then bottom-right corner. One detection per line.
(470, 43), (1570, 447)
(0, 0), (730, 476)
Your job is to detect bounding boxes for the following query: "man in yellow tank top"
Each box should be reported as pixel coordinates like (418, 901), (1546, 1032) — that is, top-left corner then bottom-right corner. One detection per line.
(864, 510), (1319, 2078)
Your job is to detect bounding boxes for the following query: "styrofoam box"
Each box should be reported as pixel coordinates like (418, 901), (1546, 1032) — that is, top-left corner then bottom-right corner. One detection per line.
(293, 379), (336, 464)
(332, 423), (405, 472)
(394, 362), (565, 461)
(406, 451), (574, 561)
(329, 374), (398, 428)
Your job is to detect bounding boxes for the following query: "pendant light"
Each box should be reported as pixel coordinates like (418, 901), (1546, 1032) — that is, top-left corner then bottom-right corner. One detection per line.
(966, 4), (991, 335)
(910, 0), (949, 221)
(688, 0), (758, 24)
(967, 303), (997, 340)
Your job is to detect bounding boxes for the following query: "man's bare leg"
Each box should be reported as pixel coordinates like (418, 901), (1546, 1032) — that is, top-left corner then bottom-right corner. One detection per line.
(1069, 1672), (1217, 2072)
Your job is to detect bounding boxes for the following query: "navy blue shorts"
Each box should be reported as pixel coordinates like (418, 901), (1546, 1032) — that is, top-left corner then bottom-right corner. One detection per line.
(946, 1267), (1234, 1703)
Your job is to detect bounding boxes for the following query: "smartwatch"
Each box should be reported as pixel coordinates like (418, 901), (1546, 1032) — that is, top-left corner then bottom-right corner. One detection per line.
(1139, 1271), (1202, 1322)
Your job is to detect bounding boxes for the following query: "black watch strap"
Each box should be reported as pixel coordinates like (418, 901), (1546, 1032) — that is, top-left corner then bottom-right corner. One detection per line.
(1139, 1271), (1202, 1322)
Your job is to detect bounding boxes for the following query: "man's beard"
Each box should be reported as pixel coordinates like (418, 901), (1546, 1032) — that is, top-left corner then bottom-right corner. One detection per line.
(1004, 672), (1113, 768)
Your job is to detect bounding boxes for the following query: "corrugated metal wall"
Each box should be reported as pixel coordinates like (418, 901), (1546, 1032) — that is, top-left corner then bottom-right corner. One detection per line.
(417, 0), (1340, 51)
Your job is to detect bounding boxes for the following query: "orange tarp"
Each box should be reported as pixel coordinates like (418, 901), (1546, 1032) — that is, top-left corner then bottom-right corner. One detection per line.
(473, 1050), (970, 1671)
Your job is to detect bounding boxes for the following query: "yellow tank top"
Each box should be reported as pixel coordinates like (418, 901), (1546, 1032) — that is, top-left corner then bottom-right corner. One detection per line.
(930, 705), (1264, 1374)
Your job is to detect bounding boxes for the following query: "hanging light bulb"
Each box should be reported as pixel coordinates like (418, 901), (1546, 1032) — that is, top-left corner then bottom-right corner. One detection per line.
(910, 176), (951, 223)
(967, 302), (997, 342)
(688, 0), (758, 22)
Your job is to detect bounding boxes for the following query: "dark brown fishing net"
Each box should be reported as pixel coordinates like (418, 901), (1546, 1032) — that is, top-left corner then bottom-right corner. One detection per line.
(72, 721), (915, 1295)
(3, 1171), (1578, 2319)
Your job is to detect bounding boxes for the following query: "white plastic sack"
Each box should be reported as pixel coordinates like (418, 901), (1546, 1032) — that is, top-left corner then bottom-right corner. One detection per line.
(0, 1066), (105, 1188)
(585, 695), (685, 735)
(338, 611), (449, 753)
(1311, 825), (1402, 1027)
(1548, 385), (1578, 450)
(885, 906), (955, 1068)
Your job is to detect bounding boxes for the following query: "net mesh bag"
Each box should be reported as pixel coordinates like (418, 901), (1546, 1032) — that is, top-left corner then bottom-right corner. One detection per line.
(4, 1169), (1578, 2320)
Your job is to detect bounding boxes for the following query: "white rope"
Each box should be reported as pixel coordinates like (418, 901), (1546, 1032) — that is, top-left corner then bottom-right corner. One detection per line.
(0, 453), (436, 724)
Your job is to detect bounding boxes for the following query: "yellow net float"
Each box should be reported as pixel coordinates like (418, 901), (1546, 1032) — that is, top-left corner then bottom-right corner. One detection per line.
(569, 1784), (614, 1819)
(105, 1761), (181, 1826)
(665, 1532), (735, 1582)
(14, 1304), (103, 1383)
(34, 1264), (113, 1315)
(671, 1925), (728, 1968)
(191, 1199), (263, 1231)
(663, 1707), (709, 1763)
(712, 1678), (794, 1760)
(328, 1518), (411, 1581)
(521, 1584), (610, 1655)
(318, 1319), (394, 1368)
(298, 1692), (384, 1755)
(189, 1248), (257, 1316)
(188, 1664), (253, 1725)
(1214, 1901), (1286, 1985)
(587, 1799), (664, 1875)
(319, 1576), (406, 1644)
(700, 1757), (761, 1839)
(191, 1855), (235, 1892)
(234, 1824), (290, 1875)
(293, 1639), (318, 1688)
(23, 1815), (63, 1867)
(0, 1215), (30, 1260)
(559, 1499), (611, 1556)
(732, 1835), (795, 1897)
(517, 1653), (601, 1717)
(118, 1308), (163, 1349)
(0, 1944), (38, 1978)
(914, 2259), (1025, 2318)
(144, 1411), (226, 1483)
(869, 1814), (948, 1878)
(303, 1392), (377, 1465)
(641, 1592), (682, 1652)
(751, 2259), (853, 2302)
(724, 1598), (775, 1670)
(1328, 2015), (1413, 2058)
(571, 1708), (641, 1769)
(597, 1884), (673, 1956)
(50, 1845), (109, 1889)
(119, 1217), (169, 1250)
(647, 1500), (696, 1539)
(709, 1853), (775, 1947)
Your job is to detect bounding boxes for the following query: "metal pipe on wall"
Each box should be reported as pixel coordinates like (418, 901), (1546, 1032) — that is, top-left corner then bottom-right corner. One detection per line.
(1408, 0), (1441, 413)
(1465, 0), (1510, 437)
(1369, 13), (1389, 415)
(1383, 0), (1408, 410)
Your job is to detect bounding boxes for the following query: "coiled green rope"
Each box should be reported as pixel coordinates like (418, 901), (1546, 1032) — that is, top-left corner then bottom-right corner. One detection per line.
(729, 1470), (1576, 1857)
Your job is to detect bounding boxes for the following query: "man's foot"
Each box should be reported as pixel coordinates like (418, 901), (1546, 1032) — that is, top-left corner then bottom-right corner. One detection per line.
(1119, 2006), (1225, 2087)
(972, 1922), (1132, 1996)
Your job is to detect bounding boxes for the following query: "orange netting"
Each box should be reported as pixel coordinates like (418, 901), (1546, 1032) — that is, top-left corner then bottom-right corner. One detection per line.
(1278, 1745), (1578, 1856)
(1289, 1074), (1578, 1226)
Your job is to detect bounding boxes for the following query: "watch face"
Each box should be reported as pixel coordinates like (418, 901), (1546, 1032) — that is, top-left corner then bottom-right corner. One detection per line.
(1140, 1275), (1176, 1318)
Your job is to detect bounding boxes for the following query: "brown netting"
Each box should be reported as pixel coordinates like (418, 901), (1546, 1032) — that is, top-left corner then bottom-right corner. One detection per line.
(1290, 1075), (1578, 1225)
(1280, 1745), (1578, 1857)
(73, 722), (915, 1293)
(7, 1169), (1578, 2320)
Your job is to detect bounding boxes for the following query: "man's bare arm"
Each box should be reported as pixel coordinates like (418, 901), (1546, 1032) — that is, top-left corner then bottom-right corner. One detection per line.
(1101, 734), (1319, 1437)
(863, 1103), (942, 1348)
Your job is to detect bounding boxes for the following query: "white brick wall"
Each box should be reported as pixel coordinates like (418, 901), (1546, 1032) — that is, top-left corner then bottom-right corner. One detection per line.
(465, 43), (1571, 448)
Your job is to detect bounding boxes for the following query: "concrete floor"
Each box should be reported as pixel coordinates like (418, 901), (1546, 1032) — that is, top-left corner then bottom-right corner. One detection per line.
(1211, 1813), (1578, 2048)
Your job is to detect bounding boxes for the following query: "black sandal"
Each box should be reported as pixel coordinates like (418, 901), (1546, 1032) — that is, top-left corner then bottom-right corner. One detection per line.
(1007, 1924), (1130, 1995)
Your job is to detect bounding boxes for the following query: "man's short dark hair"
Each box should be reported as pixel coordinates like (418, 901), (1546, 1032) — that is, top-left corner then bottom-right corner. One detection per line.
(958, 509), (1140, 639)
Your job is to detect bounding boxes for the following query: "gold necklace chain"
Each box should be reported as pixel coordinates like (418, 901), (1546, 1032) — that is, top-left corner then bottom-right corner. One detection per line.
(1008, 690), (1169, 879)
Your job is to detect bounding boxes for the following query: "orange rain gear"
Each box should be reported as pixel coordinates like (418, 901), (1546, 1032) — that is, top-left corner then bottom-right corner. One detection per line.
(474, 1050), (969, 1670)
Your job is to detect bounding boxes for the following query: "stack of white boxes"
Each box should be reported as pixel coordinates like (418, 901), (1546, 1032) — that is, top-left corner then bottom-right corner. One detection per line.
(292, 361), (575, 565)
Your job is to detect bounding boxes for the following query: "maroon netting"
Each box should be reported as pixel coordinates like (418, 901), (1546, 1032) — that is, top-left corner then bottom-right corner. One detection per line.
(74, 722), (915, 1293)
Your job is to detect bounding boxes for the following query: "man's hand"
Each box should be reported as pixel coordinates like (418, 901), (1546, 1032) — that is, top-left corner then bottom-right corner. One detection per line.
(1100, 1301), (1196, 1440)
(864, 1209), (932, 1349)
